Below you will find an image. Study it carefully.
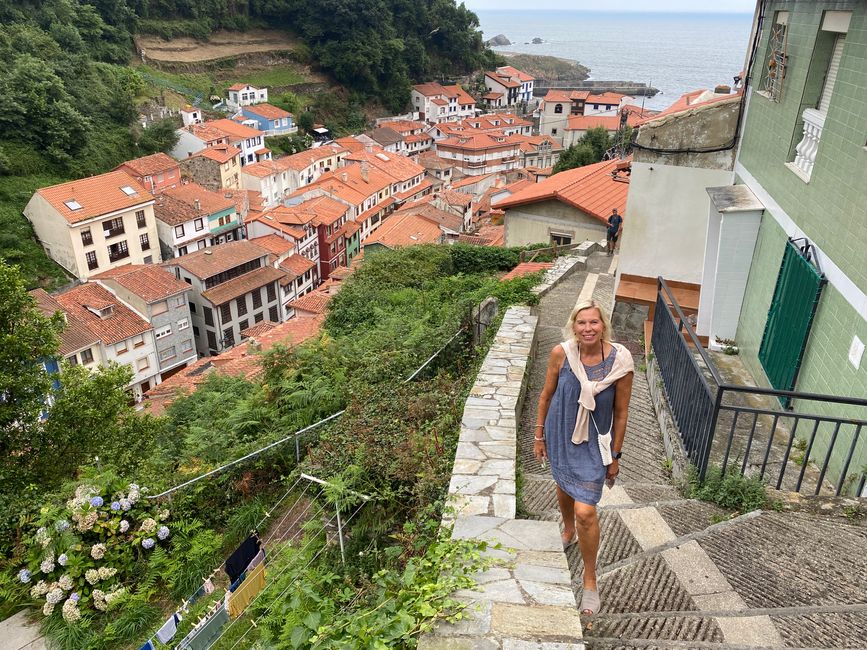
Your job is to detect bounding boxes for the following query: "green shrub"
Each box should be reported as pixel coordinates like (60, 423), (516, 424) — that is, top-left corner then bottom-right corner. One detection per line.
(684, 466), (769, 513)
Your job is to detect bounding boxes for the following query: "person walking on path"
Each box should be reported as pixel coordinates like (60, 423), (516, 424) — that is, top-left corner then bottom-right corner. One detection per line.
(533, 300), (634, 618)
(606, 208), (622, 255)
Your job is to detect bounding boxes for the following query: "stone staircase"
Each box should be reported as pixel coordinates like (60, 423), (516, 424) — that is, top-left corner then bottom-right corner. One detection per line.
(517, 251), (867, 649)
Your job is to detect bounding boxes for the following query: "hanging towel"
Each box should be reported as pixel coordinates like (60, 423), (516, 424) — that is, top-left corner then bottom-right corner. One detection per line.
(203, 578), (215, 594)
(227, 562), (266, 619)
(139, 641), (155, 650)
(225, 535), (260, 583)
(154, 613), (179, 643)
(229, 570), (247, 592)
(183, 604), (229, 650)
(560, 339), (633, 445)
(245, 548), (265, 572)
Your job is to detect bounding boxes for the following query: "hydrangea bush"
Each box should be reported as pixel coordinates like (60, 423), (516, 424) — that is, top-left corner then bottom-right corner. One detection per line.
(17, 479), (171, 621)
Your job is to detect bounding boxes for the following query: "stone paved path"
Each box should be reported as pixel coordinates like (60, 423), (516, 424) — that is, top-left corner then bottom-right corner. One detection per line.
(518, 252), (867, 649)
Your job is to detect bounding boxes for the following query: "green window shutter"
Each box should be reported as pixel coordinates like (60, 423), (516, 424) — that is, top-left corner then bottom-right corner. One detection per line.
(758, 240), (826, 404)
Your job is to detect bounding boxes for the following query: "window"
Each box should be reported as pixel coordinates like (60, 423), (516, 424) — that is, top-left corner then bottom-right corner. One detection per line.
(103, 217), (124, 238)
(189, 302), (197, 313)
(108, 240), (129, 262)
(66, 354), (78, 366)
(174, 295), (185, 308)
(181, 339), (194, 353)
(554, 103), (563, 114)
(252, 289), (263, 309)
(195, 218), (204, 231)
(207, 330), (218, 351)
(266, 283), (276, 302)
(81, 348), (94, 364)
(175, 224), (185, 238)
(85, 251), (98, 271)
(178, 317), (189, 330)
(204, 306), (214, 326)
(551, 128), (558, 135)
(220, 303), (232, 323)
(155, 325), (172, 339)
(158, 346), (176, 362)
(137, 357), (150, 371)
(136, 210), (146, 228)
(139, 233), (150, 251)
(238, 319), (249, 332)
(269, 305), (279, 322)
(223, 327), (235, 347)
(133, 335), (145, 348)
(760, 12), (788, 102)
(144, 256), (153, 264)
(236, 297), (248, 316)
(152, 300), (168, 316)
(550, 232), (573, 247)
(81, 229), (93, 246)
(115, 341), (128, 355)
(193, 325), (200, 336)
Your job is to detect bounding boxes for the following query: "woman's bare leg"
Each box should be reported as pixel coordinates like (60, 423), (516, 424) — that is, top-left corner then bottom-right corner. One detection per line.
(574, 501), (600, 589)
(556, 485), (576, 544)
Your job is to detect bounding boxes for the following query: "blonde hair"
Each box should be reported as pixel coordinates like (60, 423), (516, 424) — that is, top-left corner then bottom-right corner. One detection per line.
(564, 300), (613, 343)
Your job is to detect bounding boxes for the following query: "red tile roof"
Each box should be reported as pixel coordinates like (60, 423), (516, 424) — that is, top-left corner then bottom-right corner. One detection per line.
(493, 158), (630, 223)
(167, 240), (269, 279)
(542, 89), (590, 103)
(438, 189), (473, 207)
(364, 213), (443, 249)
(496, 65), (535, 82)
(287, 291), (331, 315)
(586, 92), (626, 105)
(240, 321), (278, 338)
(500, 262), (553, 281)
(377, 119), (426, 134)
(397, 202), (462, 233)
(206, 119), (264, 140)
(486, 72), (520, 88)
(93, 265), (190, 303)
(193, 145), (242, 163)
(117, 153), (179, 178)
(228, 83), (256, 91)
(30, 289), (100, 356)
(476, 223), (505, 247)
(35, 171), (153, 224)
(243, 103), (292, 120)
(154, 182), (236, 226)
(637, 89), (741, 125)
(279, 254), (316, 277)
(280, 144), (347, 171)
(344, 150), (425, 184)
(442, 84), (476, 105)
(201, 265), (286, 305)
(413, 82), (448, 97)
(566, 112), (641, 133)
(249, 234), (295, 256)
(273, 196), (348, 226)
(56, 283), (151, 345)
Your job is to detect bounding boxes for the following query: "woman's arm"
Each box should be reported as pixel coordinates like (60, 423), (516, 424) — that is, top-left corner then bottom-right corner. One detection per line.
(607, 370), (634, 479)
(534, 346), (565, 460)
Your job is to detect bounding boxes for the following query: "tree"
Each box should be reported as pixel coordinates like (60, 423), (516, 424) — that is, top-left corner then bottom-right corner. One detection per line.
(137, 117), (180, 155)
(0, 260), (63, 461)
(553, 143), (597, 174)
(581, 126), (613, 161)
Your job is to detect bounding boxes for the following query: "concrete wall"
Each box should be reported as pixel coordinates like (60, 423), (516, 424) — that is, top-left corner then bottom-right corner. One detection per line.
(619, 162), (733, 284)
(504, 199), (606, 247)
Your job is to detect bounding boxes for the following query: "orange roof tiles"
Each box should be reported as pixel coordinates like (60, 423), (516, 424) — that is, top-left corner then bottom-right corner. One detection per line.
(364, 213), (443, 249)
(442, 84), (476, 105)
(496, 66), (535, 82)
(566, 112), (643, 132)
(288, 291), (331, 314)
(36, 171), (153, 224)
(240, 321), (278, 338)
(482, 92), (503, 100)
(194, 145), (242, 163)
(437, 133), (520, 152)
(241, 159), (285, 178)
(397, 202), (462, 233)
(30, 289), (100, 356)
(93, 265), (190, 303)
(404, 133), (433, 144)
(413, 82), (448, 97)
(279, 254), (316, 277)
(243, 103), (292, 120)
(486, 72), (520, 88)
(228, 83), (254, 91)
(154, 183), (236, 226)
(275, 196), (348, 226)
(500, 262), (553, 281)
(344, 150), (425, 184)
(586, 92), (625, 105)
(637, 89), (741, 125)
(168, 240), (269, 279)
(206, 119), (264, 140)
(438, 189), (473, 207)
(378, 119), (426, 134)
(56, 283), (151, 345)
(188, 124), (231, 144)
(201, 266), (286, 305)
(493, 158), (630, 223)
(280, 144), (347, 171)
(304, 165), (394, 204)
(249, 234), (294, 256)
(333, 136), (366, 153)
(542, 89), (590, 103)
(476, 223), (505, 246)
(117, 153), (178, 178)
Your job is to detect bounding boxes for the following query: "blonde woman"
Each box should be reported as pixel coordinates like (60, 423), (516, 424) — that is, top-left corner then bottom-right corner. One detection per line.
(534, 300), (634, 617)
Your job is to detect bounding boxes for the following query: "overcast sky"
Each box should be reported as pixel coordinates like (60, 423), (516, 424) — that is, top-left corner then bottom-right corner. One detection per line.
(463, 0), (755, 12)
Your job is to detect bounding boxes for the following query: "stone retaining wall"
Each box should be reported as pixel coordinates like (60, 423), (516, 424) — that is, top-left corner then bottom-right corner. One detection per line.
(421, 257), (588, 650)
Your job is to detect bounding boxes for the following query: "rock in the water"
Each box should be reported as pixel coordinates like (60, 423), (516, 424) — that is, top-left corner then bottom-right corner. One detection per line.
(486, 34), (511, 46)
(532, 37), (543, 44)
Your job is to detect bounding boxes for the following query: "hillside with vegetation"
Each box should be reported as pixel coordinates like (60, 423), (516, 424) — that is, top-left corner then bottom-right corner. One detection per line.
(0, 0), (498, 289)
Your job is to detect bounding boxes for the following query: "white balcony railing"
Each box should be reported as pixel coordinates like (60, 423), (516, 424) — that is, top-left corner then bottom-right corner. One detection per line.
(790, 108), (825, 181)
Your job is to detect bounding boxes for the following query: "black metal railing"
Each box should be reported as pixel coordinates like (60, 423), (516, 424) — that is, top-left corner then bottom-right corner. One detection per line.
(652, 277), (867, 497)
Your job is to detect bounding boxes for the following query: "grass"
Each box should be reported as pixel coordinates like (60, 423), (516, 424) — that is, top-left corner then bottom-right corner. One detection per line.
(683, 465), (771, 514)
(241, 68), (307, 88)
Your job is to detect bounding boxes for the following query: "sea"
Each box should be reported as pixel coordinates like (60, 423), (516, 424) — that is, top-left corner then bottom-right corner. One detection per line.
(476, 11), (754, 110)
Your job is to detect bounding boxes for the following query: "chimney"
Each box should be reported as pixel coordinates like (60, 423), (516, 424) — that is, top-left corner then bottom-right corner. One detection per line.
(194, 199), (201, 211)
(341, 172), (349, 182)
(364, 143), (373, 153)
(361, 161), (369, 183)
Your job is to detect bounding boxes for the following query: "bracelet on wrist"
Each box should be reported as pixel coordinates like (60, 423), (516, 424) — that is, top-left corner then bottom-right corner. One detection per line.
(534, 436), (545, 441)
(534, 424), (544, 429)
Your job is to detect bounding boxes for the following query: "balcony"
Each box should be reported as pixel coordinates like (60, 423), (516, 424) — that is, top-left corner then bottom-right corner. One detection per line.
(787, 108), (825, 182)
(466, 160), (486, 169)
(108, 244), (130, 263)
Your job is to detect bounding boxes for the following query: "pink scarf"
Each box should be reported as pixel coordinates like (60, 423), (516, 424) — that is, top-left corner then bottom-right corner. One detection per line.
(560, 339), (634, 445)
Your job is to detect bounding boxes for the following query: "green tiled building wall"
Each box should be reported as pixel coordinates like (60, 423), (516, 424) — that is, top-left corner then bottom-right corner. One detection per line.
(736, 2), (866, 492)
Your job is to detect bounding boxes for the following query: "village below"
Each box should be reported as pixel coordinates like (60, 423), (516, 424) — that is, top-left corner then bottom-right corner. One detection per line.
(0, 1), (865, 649)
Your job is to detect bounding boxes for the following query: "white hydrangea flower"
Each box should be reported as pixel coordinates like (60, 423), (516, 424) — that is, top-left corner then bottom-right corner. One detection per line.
(40, 558), (55, 574)
(85, 569), (100, 585)
(42, 602), (55, 616)
(90, 543), (106, 560)
(58, 574), (74, 591)
(92, 589), (107, 611)
(140, 518), (157, 533)
(45, 588), (64, 604)
(119, 519), (130, 533)
(61, 599), (80, 622)
(97, 566), (117, 580)
(30, 581), (49, 598)
(119, 498), (132, 511)
(159, 509), (170, 521)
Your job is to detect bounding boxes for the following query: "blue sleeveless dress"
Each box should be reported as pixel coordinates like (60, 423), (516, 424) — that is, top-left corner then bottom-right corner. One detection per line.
(544, 346), (617, 506)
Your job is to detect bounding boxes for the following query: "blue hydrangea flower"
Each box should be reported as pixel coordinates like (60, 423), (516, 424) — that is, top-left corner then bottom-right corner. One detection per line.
(18, 569), (31, 583)
(141, 538), (155, 550)
(90, 496), (104, 508)
(110, 501), (121, 511)
(54, 520), (70, 532)
(58, 553), (68, 566)
(119, 498), (132, 511)
(70, 592), (80, 602)
(157, 526), (169, 540)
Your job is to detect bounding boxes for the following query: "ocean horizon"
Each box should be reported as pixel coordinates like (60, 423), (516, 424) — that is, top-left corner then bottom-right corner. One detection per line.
(476, 10), (754, 110)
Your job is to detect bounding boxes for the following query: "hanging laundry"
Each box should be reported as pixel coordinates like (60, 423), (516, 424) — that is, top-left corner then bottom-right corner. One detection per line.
(189, 583), (205, 604)
(154, 612), (179, 643)
(203, 578), (215, 594)
(229, 570), (247, 592)
(245, 548), (265, 572)
(139, 641), (155, 650)
(177, 604), (229, 650)
(227, 562), (266, 619)
(225, 535), (260, 583)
